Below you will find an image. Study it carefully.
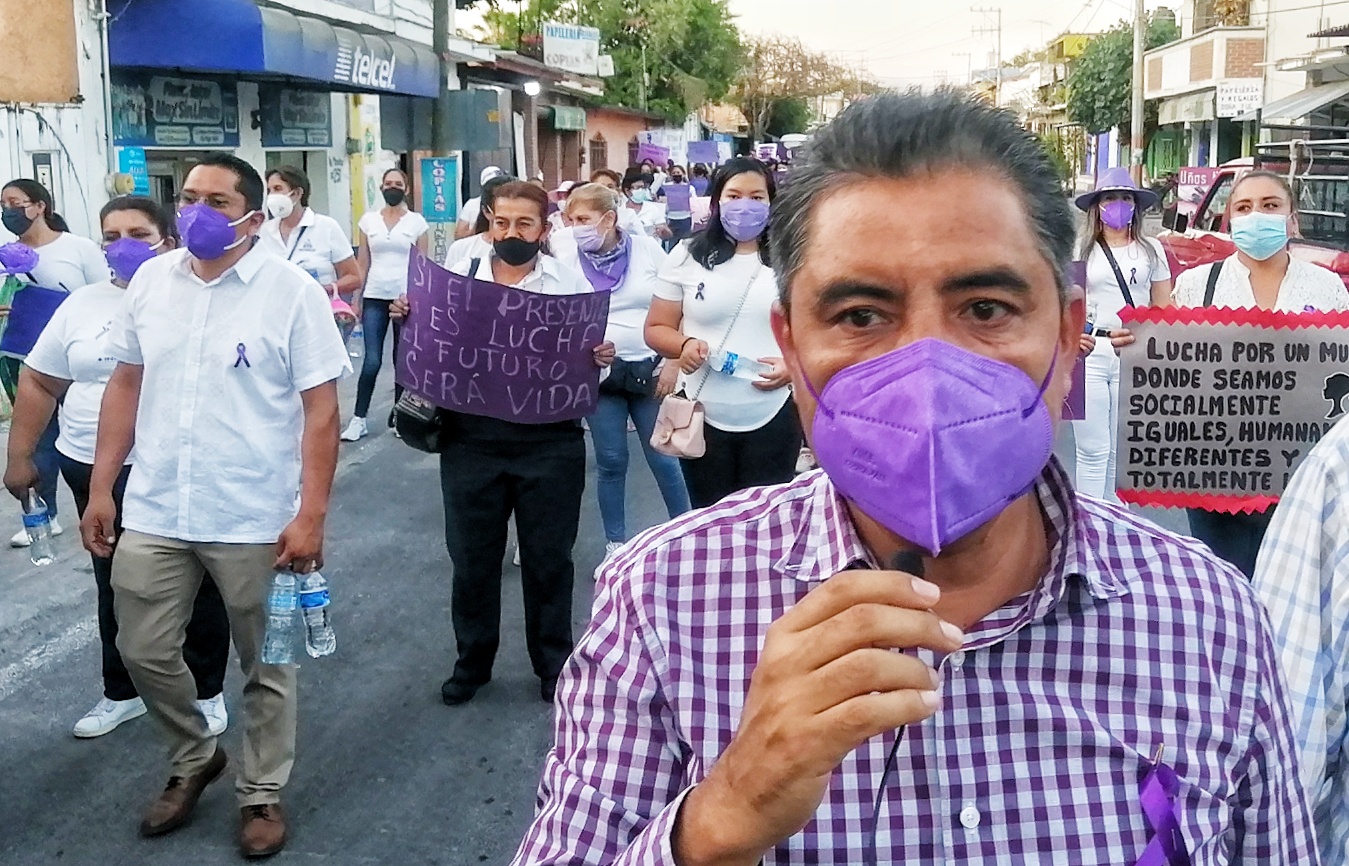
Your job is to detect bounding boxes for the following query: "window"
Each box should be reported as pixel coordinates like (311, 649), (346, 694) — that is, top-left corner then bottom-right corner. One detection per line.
(588, 135), (607, 171)
(628, 137), (640, 168)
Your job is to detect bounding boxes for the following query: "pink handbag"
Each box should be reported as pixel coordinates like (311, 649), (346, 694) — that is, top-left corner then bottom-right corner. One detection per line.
(649, 270), (758, 460)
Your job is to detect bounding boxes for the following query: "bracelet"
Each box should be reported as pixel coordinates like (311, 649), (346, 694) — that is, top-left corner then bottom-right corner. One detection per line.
(679, 336), (696, 355)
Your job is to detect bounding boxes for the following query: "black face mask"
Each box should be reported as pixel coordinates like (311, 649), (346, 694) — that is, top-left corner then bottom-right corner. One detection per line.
(381, 187), (406, 206)
(494, 236), (541, 267)
(672, 175), (685, 184)
(2, 206), (34, 236)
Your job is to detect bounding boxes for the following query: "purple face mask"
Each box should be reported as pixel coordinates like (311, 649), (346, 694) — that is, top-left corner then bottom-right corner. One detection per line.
(719, 198), (770, 242)
(177, 203), (253, 261)
(1100, 199), (1135, 230)
(104, 237), (162, 283)
(804, 338), (1056, 556)
(572, 223), (608, 253)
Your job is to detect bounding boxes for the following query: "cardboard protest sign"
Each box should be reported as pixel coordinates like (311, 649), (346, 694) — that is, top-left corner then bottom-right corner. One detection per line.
(662, 183), (692, 212)
(395, 254), (611, 424)
(687, 140), (720, 164)
(1115, 305), (1349, 512)
(1063, 262), (1088, 421)
(635, 143), (669, 166)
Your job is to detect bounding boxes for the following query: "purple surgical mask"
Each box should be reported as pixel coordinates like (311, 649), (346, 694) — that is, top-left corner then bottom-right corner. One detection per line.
(573, 224), (607, 253)
(177, 203), (253, 261)
(804, 338), (1056, 556)
(104, 237), (163, 283)
(1100, 199), (1135, 230)
(719, 199), (770, 242)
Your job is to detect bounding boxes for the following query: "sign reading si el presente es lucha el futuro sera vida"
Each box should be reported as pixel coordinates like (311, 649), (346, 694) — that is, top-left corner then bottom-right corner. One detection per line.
(1115, 306), (1349, 512)
(395, 254), (610, 424)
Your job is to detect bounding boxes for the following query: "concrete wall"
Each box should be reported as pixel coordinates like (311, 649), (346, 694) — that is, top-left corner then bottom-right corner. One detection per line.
(583, 110), (655, 175)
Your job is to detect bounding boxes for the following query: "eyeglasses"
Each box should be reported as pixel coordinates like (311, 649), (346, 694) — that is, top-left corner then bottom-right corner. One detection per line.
(2, 200), (34, 208)
(177, 192), (235, 211)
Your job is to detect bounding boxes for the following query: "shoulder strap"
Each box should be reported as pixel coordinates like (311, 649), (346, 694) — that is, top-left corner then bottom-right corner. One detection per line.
(285, 225), (310, 262)
(1203, 259), (1224, 307)
(690, 267), (761, 401)
(1097, 240), (1137, 307)
(468, 257), (482, 278)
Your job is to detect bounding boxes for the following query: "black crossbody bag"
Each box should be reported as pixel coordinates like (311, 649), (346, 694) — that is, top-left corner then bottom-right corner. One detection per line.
(599, 356), (660, 398)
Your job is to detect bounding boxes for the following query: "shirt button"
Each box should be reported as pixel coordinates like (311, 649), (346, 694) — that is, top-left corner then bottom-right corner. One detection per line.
(959, 805), (981, 829)
(949, 650), (966, 670)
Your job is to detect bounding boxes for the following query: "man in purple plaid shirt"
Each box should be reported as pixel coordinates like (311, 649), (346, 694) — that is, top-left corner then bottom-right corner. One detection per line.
(510, 92), (1316, 865)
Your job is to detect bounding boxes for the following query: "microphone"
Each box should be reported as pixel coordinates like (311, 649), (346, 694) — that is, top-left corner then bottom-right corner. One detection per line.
(890, 550), (925, 579)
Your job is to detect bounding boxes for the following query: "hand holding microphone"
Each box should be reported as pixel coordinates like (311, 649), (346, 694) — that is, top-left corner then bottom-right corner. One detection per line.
(673, 550), (960, 866)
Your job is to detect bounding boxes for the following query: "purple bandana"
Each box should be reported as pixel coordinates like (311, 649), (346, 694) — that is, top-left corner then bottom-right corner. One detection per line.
(576, 231), (630, 292)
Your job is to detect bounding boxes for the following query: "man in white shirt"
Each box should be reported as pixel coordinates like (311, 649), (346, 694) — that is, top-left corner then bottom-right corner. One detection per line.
(80, 153), (351, 859)
(456, 165), (505, 239)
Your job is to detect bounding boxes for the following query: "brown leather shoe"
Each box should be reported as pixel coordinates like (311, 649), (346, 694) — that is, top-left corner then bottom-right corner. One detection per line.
(239, 803), (287, 858)
(139, 748), (228, 837)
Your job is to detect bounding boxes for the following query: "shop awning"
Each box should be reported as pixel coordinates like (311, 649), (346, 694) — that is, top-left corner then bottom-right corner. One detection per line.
(108, 0), (439, 98)
(1235, 80), (1349, 124)
(1158, 90), (1215, 125)
(549, 106), (587, 131)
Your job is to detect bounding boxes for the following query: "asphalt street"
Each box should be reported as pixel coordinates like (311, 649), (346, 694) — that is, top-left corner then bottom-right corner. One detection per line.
(0, 350), (1188, 865)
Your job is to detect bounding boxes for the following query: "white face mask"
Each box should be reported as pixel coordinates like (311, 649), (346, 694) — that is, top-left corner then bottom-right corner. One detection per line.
(266, 192), (296, 220)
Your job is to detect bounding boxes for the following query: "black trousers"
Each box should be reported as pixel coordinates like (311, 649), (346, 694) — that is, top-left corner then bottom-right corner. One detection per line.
(57, 454), (232, 701)
(438, 432), (586, 685)
(1186, 506), (1276, 580)
(680, 399), (802, 509)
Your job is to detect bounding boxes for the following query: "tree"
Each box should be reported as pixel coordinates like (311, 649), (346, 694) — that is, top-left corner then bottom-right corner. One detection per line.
(1066, 15), (1181, 138)
(766, 97), (811, 137)
(468, 0), (743, 123)
(735, 35), (876, 141)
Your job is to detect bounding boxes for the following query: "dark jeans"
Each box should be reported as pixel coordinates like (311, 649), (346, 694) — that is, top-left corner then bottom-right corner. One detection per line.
(57, 454), (231, 701)
(681, 399), (802, 509)
(439, 432), (586, 686)
(354, 298), (403, 419)
(664, 217), (693, 253)
(2, 356), (59, 519)
(1186, 506), (1276, 580)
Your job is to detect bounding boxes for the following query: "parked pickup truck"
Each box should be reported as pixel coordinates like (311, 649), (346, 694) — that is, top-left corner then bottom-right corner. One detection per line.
(1157, 132), (1349, 288)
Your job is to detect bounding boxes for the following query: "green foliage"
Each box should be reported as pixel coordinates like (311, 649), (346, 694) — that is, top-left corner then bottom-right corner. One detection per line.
(766, 98), (811, 137)
(1066, 16), (1181, 136)
(473, 0), (743, 123)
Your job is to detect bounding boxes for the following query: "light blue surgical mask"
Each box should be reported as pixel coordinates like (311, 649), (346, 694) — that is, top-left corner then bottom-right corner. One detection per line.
(1230, 212), (1290, 261)
(629, 189), (651, 204)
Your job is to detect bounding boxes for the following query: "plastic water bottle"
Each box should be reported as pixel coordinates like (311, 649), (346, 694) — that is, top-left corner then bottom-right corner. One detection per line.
(261, 571), (298, 664)
(708, 350), (772, 381)
(348, 322), (363, 358)
(22, 489), (55, 566)
(299, 572), (336, 658)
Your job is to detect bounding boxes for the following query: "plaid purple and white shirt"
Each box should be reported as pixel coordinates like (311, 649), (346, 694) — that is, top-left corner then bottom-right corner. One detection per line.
(511, 460), (1316, 865)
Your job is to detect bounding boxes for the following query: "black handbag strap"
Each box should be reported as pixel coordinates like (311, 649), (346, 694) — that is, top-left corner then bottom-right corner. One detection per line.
(1203, 259), (1224, 307)
(1097, 240), (1137, 308)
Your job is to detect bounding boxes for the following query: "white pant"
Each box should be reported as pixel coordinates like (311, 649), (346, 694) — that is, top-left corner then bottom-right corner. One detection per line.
(1073, 346), (1122, 503)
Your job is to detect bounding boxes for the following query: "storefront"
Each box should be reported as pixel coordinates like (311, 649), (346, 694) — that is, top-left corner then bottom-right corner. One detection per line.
(107, 0), (440, 233)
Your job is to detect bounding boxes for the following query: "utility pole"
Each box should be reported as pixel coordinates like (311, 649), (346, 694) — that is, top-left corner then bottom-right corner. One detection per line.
(1129, 0), (1146, 184)
(972, 7), (1003, 107)
(432, 0), (451, 155)
(954, 51), (973, 87)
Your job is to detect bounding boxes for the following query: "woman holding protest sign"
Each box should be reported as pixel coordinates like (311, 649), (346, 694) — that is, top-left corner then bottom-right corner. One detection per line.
(3, 196), (231, 738)
(346, 168), (429, 442)
(392, 181), (614, 707)
(1073, 168), (1173, 503)
(1, 178), (105, 546)
(1170, 170), (1349, 577)
(552, 182), (691, 561)
(644, 157), (798, 509)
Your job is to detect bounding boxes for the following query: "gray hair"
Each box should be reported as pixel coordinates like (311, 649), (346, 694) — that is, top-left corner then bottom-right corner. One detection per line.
(770, 90), (1075, 305)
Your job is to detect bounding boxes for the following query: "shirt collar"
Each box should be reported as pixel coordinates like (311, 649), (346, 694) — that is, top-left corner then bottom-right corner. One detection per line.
(179, 239), (269, 286)
(781, 458), (1127, 604)
(482, 251), (555, 288)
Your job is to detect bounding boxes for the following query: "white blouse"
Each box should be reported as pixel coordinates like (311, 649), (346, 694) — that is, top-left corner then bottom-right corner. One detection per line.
(1172, 254), (1349, 312)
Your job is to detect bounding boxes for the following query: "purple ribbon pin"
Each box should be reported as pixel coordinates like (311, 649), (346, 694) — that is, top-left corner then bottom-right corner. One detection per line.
(234, 342), (251, 369)
(695, 282), (705, 300)
(1135, 747), (1189, 866)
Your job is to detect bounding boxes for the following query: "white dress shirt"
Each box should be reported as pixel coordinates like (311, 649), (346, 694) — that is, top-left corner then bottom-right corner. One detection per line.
(105, 244), (352, 544)
(452, 252), (592, 297)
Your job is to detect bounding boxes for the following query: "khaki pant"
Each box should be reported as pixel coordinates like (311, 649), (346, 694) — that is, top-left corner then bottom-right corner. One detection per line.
(112, 530), (296, 806)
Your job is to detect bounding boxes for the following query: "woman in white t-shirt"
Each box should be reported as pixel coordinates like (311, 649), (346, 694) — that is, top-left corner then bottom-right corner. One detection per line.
(346, 168), (429, 441)
(645, 158), (798, 508)
(1, 178), (106, 545)
(621, 170), (671, 240)
(1170, 170), (1349, 579)
(261, 165), (363, 308)
(2, 196), (231, 739)
(1072, 168), (1173, 503)
(553, 183), (691, 558)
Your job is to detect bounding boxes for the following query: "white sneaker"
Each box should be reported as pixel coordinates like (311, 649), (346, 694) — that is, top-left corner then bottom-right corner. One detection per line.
(340, 416), (369, 442)
(73, 697), (147, 738)
(9, 517), (60, 548)
(512, 543), (522, 566)
(795, 447), (818, 474)
(197, 694), (228, 736)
